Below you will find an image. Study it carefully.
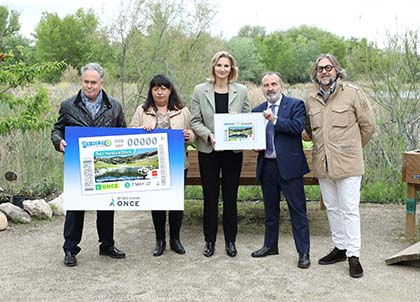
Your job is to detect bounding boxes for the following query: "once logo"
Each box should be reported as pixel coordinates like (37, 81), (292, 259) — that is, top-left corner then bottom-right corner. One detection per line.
(110, 199), (140, 207)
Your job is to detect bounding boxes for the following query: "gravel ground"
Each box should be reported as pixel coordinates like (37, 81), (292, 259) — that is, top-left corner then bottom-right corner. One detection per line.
(0, 203), (419, 302)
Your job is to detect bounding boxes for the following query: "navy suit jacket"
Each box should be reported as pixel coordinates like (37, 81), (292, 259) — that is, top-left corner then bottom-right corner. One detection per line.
(252, 95), (309, 182)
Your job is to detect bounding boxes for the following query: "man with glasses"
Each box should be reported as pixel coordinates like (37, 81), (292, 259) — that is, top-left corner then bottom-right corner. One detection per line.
(303, 54), (375, 278)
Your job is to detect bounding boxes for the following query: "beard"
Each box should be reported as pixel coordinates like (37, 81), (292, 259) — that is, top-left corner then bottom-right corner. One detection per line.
(318, 76), (336, 88)
(265, 92), (280, 103)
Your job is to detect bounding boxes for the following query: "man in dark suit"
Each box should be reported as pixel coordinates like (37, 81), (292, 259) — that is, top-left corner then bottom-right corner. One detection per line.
(251, 72), (311, 269)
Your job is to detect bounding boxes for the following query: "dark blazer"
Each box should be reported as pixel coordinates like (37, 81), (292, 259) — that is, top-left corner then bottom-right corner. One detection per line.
(252, 95), (309, 181)
(51, 90), (126, 151)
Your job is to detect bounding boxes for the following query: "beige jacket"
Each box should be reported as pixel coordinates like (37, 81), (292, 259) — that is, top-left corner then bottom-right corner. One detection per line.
(305, 80), (376, 179)
(190, 82), (249, 153)
(129, 106), (195, 169)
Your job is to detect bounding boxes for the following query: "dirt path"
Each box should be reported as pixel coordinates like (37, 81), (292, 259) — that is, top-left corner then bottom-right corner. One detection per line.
(0, 203), (419, 302)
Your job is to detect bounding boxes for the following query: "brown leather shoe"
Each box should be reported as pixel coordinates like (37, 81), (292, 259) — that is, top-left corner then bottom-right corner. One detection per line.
(348, 256), (364, 278)
(318, 247), (347, 265)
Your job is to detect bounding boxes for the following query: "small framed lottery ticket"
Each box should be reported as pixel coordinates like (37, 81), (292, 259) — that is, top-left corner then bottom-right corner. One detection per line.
(214, 113), (266, 151)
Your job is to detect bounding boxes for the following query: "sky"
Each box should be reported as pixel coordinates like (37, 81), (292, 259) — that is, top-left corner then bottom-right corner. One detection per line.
(3, 0), (420, 46)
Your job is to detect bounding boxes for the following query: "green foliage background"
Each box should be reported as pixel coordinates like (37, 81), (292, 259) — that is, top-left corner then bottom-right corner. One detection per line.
(0, 1), (419, 203)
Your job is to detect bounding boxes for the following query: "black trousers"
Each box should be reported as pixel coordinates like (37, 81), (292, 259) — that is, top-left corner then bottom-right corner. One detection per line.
(151, 169), (187, 241)
(198, 151), (243, 243)
(152, 210), (183, 240)
(63, 210), (115, 254)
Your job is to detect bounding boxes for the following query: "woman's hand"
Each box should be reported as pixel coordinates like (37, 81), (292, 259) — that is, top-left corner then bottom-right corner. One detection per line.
(183, 129), (191, 141)
(208, 132), (216, 146)
(143, 125), (153, 131)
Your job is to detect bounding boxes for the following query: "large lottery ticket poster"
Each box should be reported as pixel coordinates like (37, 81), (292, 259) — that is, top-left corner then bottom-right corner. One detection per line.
(63, 127), (185, 210)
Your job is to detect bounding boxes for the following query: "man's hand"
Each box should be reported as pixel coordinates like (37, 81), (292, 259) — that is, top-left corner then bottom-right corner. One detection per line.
(301, 130), (312, 142)
(59, 139), (67, 152)
(262, 109), (276, 122)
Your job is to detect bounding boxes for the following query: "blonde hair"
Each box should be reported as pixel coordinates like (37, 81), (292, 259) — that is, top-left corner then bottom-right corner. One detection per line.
(208, 50), (239, 83)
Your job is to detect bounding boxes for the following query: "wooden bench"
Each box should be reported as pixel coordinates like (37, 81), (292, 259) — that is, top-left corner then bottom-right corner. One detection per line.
(186, 149), (318, 186)
(402, 150), (420, 239)
(186, 150), (322, 207)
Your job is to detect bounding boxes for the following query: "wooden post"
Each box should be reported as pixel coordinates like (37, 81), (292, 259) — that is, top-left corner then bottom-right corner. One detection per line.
(405, 184), (417, 239)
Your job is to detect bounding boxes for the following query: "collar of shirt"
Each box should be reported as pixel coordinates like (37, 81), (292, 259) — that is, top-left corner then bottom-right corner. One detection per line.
(319, 81), (337, 101)
(81, 90), (103, 117)
(266, 95), (282, 109)
(81, 90), (103, 107)
(266, 95), (282, 114)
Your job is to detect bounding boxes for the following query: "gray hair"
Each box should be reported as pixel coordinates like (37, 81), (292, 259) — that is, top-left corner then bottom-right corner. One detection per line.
(261, 71), (283, 84)
(81, 63), (105, 79)
(310, 54), (347, 82)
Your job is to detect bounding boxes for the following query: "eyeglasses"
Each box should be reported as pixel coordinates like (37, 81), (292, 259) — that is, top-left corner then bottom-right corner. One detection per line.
(316, 65), (334, 73)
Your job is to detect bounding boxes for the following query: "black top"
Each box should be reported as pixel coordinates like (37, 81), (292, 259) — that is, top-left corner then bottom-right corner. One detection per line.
(214, 92), (229, 113)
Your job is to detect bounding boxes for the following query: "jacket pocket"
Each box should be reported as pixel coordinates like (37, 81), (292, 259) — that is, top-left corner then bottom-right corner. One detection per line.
(331, 105), (355, 128)
(308, 108), (322, 130)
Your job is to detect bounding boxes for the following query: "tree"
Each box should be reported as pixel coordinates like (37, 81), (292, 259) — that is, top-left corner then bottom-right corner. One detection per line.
(0, 6), (31, 60)
(238, 25), (266, 38)
(226, 36), (265, 83)
(0, 48), (65, 134)
(0, 6), (20, 49)
(254, 25), (348, 84)
(33, 8), (114, 82)
(356, 30), (420, 201)
(109, 0), (221, 112)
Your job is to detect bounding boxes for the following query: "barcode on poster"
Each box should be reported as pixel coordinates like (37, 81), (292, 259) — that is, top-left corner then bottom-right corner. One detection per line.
(82, 159), (94, 191)
(158, 144), (167, 186)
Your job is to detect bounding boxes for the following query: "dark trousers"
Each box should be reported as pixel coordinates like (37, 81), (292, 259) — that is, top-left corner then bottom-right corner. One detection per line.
(198, 151), (243, 243)
(63, 210), (115, 254)
(151, 169), (187, 241)
(261, 159), (310, 253)
(152, 210), (183, 240)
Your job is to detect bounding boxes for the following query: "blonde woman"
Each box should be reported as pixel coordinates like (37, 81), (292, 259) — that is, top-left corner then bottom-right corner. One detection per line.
(190, 51), (249, 257)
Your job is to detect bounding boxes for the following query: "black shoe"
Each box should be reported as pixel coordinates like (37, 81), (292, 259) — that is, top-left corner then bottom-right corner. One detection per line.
(318, 247), (347, 265)
(348, 256), (364, 278)
(170, 239), (185, 254)
(251, 246), (279, 258)
(153, 240), (166, 257)
(298, 252), (311, 269)
(99, 246), (126, 259)
(64, 251), (77, 267)
(225, 242), (237, 257)
(203, 241), (215, 257)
